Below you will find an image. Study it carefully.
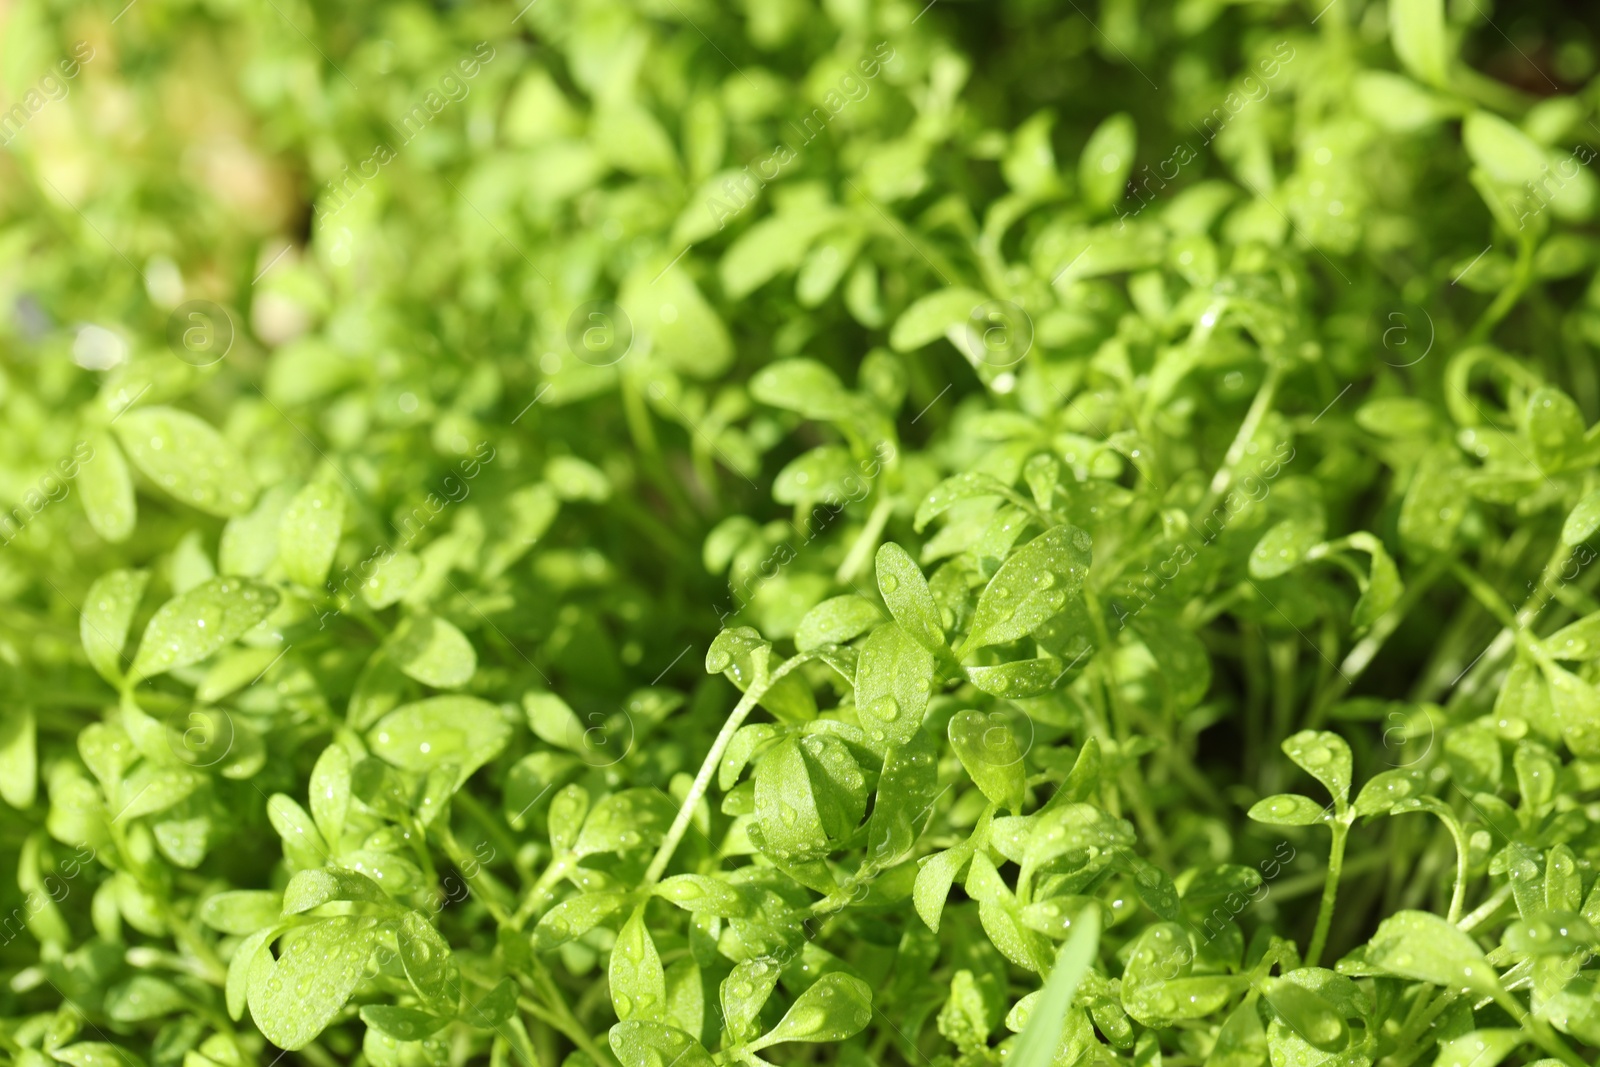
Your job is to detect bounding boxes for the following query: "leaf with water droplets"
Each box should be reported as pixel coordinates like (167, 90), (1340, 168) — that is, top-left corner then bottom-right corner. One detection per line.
(1248, 793), (1329, 826)
(753, 737), (832, 862)
(855, 623), (936, 748)
(1432, 1029), (1526, 1067)
(1260, 974), (1348, 1053)
(399, 909), (459, 1015)
(914, 471), (1032, 533)
(914, 843), (972, 933)
(1365, 910), (1504, 996)
(79, 432), (137, 543)
(105, 974), (186, 1023)
(875, 542), (948, 657)
(1351, 769), (1427, 816)
(49, 1044), (144, 1067)
(389, 613), (477, 689)
(720, 957), (783, 1044)
(748, 358), (858, 422)
(1562, 488), (1600, 545)
(81, 569), (149, 686)
(866, 730), (940, 871)
(308, 743), (351, 848)
(964, 656), (1065, 699)
(795, 595), (882, 652)
(654, 874), (750, 917)
(961, 525), (1091, 654)
(129, 577), (278, 683)
(1397, 447), (1465, 554)
(1443, 725), (1502, 793)
(114, 406), (257, 517)
(278, 480), (345, 588)
(359, 1004), (448, 1041)
(1249, 519), (1324, 581)
(574, 789), (676, 857)
(227, 924), (282, 1020)
(531, 890), (632, 950)
(247, 916), (379, 1050)
(281, 867), (387, 915)
(949, 710), (1026, 813)
(1282, 730), (1353, 806)
(368, 696), (510, 787)
(607, 1021), (716, 1067)
(938, 969), (993, 1058)
(199, 890), (283, 936)
(611, 904), (667, 1023)
(1540, 611), (1600, 662)
(750, 971), (872, 1049)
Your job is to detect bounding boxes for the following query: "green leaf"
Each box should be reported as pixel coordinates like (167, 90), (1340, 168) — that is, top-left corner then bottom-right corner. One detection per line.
(1352, 769), (1428, 816)
(610, 905), (666, 1023)
(748, 359), (857, 422)
(855, 623), (937, 748)
(49, 1044), (144, 1067)
(1248, 794), (1329, 826)
(1432, 1030), (1526, 1067)
(1463, 111), (1549, 187)
(1260, 975), (1347, 1053)
(531, 890), (631, 949)
(398, 910), (459, 1014)
(1390, 0), (1449, 86)
(462, 976), (518, 1029)
(1542, 611), (1600, 660)
(866, 730), (940, 870)
(949, 710), (1026, 813)
(113, 406), (257, 517)
(0, 709), (36, 809)
(199, 890), (282, 934)
(1008, 904), (1101, 1067)
(389, 614), (477, 689)
(754, 737), (833, 862)
(362, 550), (423, 609)
(105, 974), (187, 1022)
(359, 1005), (448, 1041)
(961, 526), (1091, 653)
(794, 595), (882, 651)
(247, 916), (380, 1050)
(749, 972), (872, 1049)
(1281, 730), (1353, 805)
(875, 542), (948, 657)
(915, 471), (1026, 532)
(129, 577), (278, 683)
(607, 1022), (716, 1067)
(308, 743), (351, 847)
(1365, 910), (1504, 996)
(368, 696), (510, 785)
(1249, 517), (1324, 579)
(281, 867), (387, 914)
(1561, 489), (1600, 545)
(278, 480), (345, 588)
(720, 209), (840, 300)
(574, 789), (676, 857)
(721, 957), (783, 1045)
(82, 569), (149, 685)
(889, 287), (989, 352)
(1525, 387), (1587, 472)
(1079, 113), (1136, 212)
(79, 432), (136, 542)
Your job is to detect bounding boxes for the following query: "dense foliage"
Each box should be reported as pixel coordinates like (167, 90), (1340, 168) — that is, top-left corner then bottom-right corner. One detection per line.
(4, 1), (1600, 1066)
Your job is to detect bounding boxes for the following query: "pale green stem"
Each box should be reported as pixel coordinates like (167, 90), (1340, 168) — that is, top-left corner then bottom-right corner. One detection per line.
(642, 656), (807, 885)
(836, 495), (894, 584)
(1192, 359), (1283, 522)
(1305, 820), (1348, 969)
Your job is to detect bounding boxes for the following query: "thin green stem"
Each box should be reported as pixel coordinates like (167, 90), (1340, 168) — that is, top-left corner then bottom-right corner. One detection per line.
(643, 656), (811, 885)
(1305, 820), (1348, 969)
